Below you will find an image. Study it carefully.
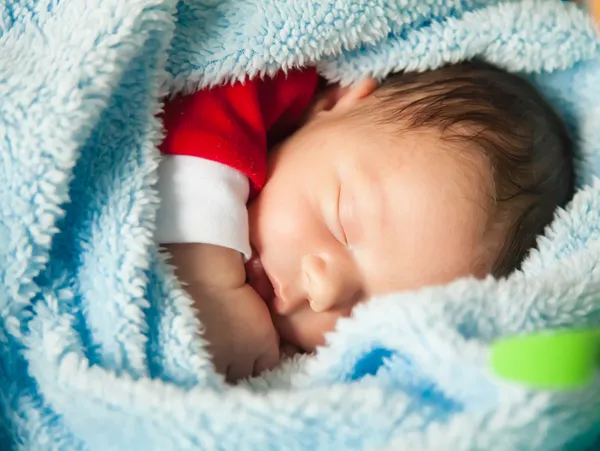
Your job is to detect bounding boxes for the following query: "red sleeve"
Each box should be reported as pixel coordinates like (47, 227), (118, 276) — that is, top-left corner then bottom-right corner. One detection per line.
(160, 68), (319, 197)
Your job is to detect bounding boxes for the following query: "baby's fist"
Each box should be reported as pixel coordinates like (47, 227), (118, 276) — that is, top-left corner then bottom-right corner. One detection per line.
(189, 283), (280, 382)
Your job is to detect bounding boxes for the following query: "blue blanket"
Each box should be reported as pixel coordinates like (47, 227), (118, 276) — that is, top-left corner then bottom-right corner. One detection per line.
(2, 0), (600, 449)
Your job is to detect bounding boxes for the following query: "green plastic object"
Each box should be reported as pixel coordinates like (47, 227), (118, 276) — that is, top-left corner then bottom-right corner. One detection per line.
(490, 329), (600, 389)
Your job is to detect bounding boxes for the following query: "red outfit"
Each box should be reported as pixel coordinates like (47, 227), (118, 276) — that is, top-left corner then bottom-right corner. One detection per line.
(155, 69), (319, 256)
(160, 68), (319, 197)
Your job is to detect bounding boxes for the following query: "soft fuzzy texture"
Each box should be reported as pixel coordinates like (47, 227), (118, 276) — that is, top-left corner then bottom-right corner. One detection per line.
(1, 0), (600, 449)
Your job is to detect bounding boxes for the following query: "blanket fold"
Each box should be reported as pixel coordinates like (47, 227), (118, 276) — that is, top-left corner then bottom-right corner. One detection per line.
(2, 0), (600, 449)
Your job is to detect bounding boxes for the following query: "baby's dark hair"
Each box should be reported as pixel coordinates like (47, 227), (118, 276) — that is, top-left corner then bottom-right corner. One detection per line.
(375, 61), (575, 277)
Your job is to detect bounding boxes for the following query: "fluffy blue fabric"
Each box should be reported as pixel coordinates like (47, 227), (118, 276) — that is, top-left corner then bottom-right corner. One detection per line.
(1, 0), (600, 449)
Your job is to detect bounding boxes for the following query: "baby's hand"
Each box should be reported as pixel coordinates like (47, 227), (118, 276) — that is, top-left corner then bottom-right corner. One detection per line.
(186, 282), (280, 381)
(165, 243), (280, 382)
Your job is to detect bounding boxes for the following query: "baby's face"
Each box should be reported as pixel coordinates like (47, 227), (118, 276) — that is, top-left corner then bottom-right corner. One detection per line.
(247, 81), (493, 352)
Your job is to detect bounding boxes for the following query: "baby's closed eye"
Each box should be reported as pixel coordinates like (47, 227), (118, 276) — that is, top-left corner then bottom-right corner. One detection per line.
(338, 184), (362, 247)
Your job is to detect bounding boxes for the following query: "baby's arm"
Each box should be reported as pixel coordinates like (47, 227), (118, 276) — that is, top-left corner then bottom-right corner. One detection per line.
(156, 70), (317, 379)
(165, 242), (279, 381)
(155, 155), (280, 381)
(155, 80), (282, 381)
(164, 243), (246, 290)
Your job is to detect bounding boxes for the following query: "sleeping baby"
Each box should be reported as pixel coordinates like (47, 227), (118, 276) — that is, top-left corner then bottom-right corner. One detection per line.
(156, 61), (574, 382)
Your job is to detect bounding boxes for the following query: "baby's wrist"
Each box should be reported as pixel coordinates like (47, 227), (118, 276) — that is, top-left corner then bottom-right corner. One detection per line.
(165, 242), (246, 289)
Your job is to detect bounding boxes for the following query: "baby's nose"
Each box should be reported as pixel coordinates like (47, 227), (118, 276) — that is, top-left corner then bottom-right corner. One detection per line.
(301, 254), (360, 313)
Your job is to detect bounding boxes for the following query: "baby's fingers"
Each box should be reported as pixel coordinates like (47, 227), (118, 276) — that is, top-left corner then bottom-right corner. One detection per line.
(226, 359), (255, 383)
(253, 342), (280, 377)
(280, 343), (302, 358)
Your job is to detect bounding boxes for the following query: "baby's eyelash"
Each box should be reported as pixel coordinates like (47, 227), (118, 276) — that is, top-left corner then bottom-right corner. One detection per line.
(336, 185), (349, 246)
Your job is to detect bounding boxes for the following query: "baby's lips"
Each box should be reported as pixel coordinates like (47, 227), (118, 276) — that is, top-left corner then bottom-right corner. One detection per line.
(245, 251), (274, 302)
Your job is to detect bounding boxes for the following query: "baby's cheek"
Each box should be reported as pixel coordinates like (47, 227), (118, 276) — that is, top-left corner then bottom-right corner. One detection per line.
(258, 193), (297, 239)
(273, 308), (344, 353)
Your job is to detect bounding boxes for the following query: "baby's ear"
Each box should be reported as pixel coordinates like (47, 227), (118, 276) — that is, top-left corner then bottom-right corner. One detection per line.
(332, 78), (379, 112)
(332, 78), (378, 110)
(312, 78), (378, 115)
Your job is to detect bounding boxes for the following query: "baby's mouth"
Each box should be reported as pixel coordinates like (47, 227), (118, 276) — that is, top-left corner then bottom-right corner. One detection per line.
(245, 251), (275, 303)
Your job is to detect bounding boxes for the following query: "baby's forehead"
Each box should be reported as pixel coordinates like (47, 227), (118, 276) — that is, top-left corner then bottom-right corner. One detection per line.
(354, 138), (496, 292)
(377, 124), (495, 197)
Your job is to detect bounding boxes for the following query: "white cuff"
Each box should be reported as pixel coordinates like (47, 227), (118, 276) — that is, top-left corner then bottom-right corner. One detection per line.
(155, 155), (252, 260)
